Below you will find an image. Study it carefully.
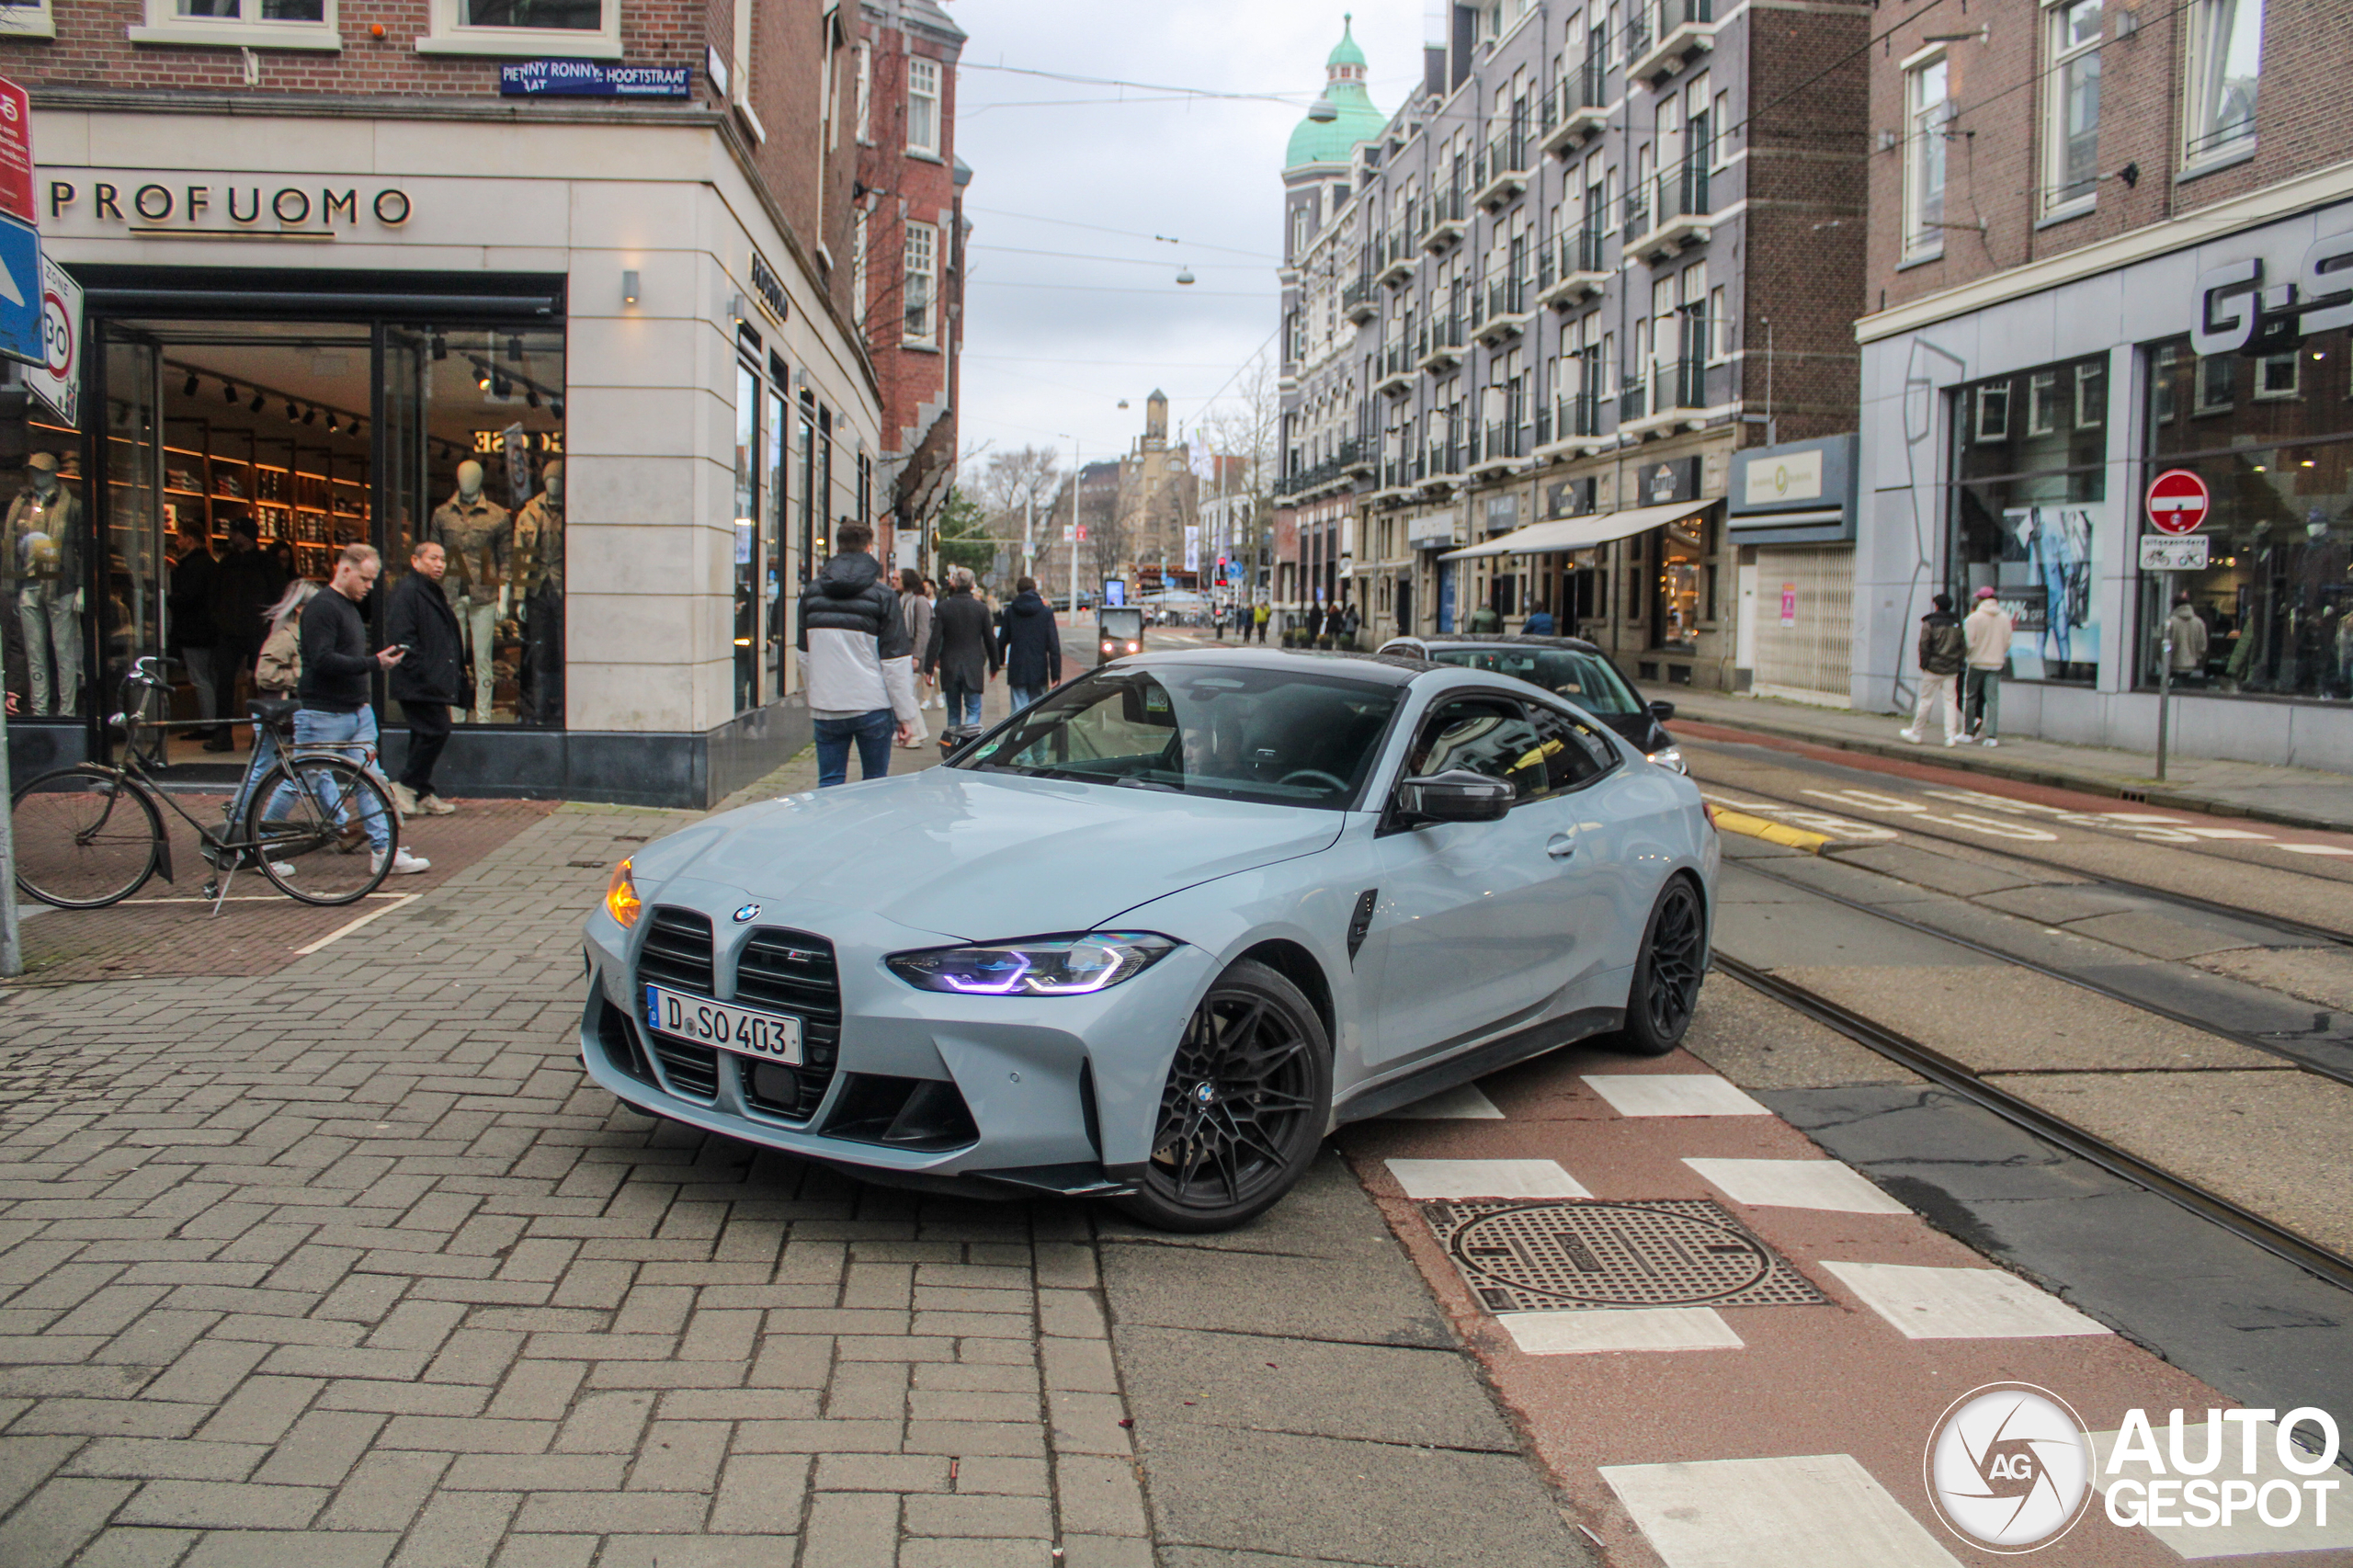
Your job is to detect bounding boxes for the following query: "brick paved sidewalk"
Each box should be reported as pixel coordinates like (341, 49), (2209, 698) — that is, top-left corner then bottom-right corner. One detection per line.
(0, 798), (1152, 1568)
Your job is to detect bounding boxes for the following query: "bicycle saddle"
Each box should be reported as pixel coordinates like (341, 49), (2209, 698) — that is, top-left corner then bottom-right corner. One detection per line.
(248, 698), (301, 723)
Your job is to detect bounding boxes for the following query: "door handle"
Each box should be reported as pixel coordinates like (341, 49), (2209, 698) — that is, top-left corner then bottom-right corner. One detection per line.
(1546, 834), (1576, 858)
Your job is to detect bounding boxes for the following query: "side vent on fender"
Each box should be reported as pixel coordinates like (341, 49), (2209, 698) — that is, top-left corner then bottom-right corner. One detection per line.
(1347, 888), (1379, 963)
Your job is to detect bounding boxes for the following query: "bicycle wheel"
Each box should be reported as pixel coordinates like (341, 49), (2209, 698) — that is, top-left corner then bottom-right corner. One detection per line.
(242, 756), (397, 906)
(10, 766), (164, 909)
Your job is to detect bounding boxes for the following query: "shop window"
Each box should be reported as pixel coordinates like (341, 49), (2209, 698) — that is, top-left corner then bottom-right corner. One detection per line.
(2140, 330), (2351, 701)
(0, 0), (57, 40)
(132, 0), (335, 50)
(1948, 353), (2109, 686)
(417, 0), (619, 57)
(1, 371), (91, 720)
(734, 358), (759, 715)
(2182, 0), (2261, 166)
(1651, 515), (1705, 652)
(2041, 0), (2102, 215)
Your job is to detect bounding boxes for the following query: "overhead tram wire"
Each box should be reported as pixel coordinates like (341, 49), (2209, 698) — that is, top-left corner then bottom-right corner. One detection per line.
(970, 245), (1267, 271)
(964, 207), (1278, 262)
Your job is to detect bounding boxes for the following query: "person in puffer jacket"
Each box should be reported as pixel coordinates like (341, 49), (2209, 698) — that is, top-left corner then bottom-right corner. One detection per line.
(1901, 592), (1968, 746)
(796, 522), (918, 787)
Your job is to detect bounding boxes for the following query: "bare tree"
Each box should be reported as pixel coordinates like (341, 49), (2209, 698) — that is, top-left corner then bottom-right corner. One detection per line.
(1198, 356), (1281, 592)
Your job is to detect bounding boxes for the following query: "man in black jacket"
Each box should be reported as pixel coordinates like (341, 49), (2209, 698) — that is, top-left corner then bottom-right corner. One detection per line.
(264, 544), (429, 876)
(167, 521), (225, 747)
(999, 577), (1062, 713)
(385, 540), (463, 817)
(923, 568), (999, 731)
(207, 517), (284, 739)
(1901, 591), (1968, 747)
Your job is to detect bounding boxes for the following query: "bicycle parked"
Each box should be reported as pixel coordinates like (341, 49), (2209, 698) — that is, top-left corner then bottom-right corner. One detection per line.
(9, 656), (402, 912)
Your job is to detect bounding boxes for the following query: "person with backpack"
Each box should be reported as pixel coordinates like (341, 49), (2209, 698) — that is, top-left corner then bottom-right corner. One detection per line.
(1901, 592), (1968, 746)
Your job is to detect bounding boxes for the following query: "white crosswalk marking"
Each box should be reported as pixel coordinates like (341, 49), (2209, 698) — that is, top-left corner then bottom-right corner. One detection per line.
(1384, 1157), (1588, 1199)
(1683, 1158), (1911, 1214)
(1498, 1307), (1743, 1355)
(1603, 1453), (1965, 1568)
(1823, 1261), (2111, 1339)
(2278, 844), (2353, 857)
(1584, 1074), (1770, 1118)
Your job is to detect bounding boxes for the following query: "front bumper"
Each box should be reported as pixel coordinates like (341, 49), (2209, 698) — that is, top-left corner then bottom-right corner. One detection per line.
(579, 890), (1213, 1197)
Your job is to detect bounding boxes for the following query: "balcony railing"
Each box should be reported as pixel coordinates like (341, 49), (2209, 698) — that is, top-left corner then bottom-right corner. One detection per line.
(1620, 378), (1648, 424)
(1475, 274), (1529, 341)
(1630, 0), (1715, 81)
(1420, 186), (1467, 250)
(1476, 422), (1524, 466)
(1659, 355), (1707, 413)
(1472, 128), (1530, 207)
(1342, 273), (1378, 322)
(1425, 441), (1464, 480)
(1417, 315), (1465, 369)
(1535, 228), (1608, 306)
(1378, 227), (1415, 283)
(1540, 63), (1609, 153)
(1627, 164), (1712, 258)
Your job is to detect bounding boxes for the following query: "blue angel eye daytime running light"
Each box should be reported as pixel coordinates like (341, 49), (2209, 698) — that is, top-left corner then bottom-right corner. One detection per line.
(887, 934), (1178, 996)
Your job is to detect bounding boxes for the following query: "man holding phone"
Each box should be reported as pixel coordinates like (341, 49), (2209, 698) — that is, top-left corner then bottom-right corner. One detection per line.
(386, 538), (463, 817)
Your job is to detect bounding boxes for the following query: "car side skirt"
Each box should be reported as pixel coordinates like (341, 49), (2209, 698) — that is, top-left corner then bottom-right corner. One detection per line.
(1329, 1005), (1624, 1127)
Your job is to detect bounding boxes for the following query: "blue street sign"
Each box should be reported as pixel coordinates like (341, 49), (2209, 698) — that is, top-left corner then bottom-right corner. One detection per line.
(0, 213), (40, 369)
(498, 60), (691, 98)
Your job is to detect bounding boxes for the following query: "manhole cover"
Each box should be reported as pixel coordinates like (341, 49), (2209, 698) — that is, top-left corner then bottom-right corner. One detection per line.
(1424, 1199), (1828, 1313)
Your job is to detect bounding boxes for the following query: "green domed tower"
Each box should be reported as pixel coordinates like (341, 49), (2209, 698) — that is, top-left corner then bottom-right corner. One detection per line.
(1285, 16), (1388, 172)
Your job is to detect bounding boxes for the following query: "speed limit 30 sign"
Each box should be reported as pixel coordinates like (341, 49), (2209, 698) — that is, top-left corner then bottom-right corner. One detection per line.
(2145, 469), (2210, 535)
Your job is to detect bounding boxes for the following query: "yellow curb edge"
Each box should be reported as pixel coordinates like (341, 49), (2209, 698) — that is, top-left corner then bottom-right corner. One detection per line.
(1711, 809), (1833, 854)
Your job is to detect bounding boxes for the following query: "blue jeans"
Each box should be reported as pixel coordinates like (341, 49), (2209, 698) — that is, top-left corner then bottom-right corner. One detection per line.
(814, 709), (895, 787)
(262, 707), (392, 853)
(226, 719), (282, 830)
(942, 678), (984, 730)
(1008, 685), (1043, 714)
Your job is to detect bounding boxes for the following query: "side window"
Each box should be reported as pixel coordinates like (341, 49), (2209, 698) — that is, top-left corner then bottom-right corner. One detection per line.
(1527, 704), (1619, 793)
(1404, 697), (1547, 801)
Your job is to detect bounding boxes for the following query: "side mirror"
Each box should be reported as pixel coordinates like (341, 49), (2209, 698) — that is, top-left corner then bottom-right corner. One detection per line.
(1397, 769), (1514, 824)
(1649, 700), (1677, 723)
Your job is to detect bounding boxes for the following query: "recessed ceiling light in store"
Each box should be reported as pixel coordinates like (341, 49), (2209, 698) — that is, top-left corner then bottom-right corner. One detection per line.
(183, 372), (199, 397)
(285, 401), (300, 422)
(249, 391), (264, 413)
(304, 406), (318, 426)
(222, 381), (238, 404)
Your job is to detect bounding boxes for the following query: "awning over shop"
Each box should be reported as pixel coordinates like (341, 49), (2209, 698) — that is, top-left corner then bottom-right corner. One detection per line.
(1438, 497), (1712, 561)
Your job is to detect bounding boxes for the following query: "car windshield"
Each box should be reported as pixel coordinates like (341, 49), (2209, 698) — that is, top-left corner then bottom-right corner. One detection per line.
(1427, 647), (1643, 715)
(958, 665), (1404, 810)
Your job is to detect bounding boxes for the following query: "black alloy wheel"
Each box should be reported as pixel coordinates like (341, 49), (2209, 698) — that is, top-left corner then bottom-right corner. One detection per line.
(1612, 876), (1708, 1057)
(1118, 959), (1333, 1233)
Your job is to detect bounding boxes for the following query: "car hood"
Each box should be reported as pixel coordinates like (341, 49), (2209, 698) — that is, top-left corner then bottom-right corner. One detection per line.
(637, 767), (1346, 942)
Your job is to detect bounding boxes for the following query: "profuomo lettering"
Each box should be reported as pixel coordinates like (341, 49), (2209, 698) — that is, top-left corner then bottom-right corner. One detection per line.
(46, 181), (413, 229)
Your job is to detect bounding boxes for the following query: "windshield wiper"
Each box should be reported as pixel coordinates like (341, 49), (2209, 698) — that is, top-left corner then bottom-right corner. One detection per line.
(1114, 775), (1182, 792)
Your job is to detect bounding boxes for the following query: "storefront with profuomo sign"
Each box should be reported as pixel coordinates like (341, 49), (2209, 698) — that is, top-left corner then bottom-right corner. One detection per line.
(3, 99), (881, 807)
(1853, 177), (2353, 770)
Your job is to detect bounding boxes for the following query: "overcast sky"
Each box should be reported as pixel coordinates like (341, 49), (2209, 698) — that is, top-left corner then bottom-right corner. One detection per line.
(948, 0), (1427, 479)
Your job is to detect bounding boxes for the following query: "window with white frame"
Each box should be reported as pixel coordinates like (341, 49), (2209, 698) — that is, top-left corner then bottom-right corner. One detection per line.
(907, 56), (941, 157)
(2041, 0), (2102, 213)
(856, 40), (872, 143)
(133, 0), (338, 50)
(1707, 285), (1728, 360)
(851, 209), (869, 330)
(904, 221), (938, 347)
(0, 0), (55, 41)
(1903, 54), (1949, 259)
(2182, 0), (2260, 165)
(415, 0), (617, 57)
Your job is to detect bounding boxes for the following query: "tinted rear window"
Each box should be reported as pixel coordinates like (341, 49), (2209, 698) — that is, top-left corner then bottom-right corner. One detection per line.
(1427, 648), (1643, 715)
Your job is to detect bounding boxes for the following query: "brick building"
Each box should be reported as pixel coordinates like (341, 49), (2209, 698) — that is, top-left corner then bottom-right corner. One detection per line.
(1274, 0), (1868, 695)
(853, 0), (966, 578)
(0, 0), (884, 806)
(1853, 0), (2353, 766)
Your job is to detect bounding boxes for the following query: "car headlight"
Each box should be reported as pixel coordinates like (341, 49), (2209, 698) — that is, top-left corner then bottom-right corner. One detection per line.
(1650, 745), (1688, 775)
(888, 933), (1178, 995)
(605, 857), (642, 927)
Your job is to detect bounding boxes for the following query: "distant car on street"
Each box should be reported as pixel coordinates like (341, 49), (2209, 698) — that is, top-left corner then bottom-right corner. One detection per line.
(581, 647), (1716, 1230)
(1379, 633), (1687, 773)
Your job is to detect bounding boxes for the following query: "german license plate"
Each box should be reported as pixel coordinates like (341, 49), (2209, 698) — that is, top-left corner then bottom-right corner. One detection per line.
(644, 984), (804, 1064)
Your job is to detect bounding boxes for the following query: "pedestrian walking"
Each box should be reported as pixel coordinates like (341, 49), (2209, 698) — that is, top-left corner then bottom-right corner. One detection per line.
(1000, 576), (1062, 713)
(1253, 603), (1269, 642)
(924, 567), (999, 732)
(205, 517), (283, 752)
(167, 521), (222, 746)
(1523, 599), (1556, 637)
(264, 544), (429, 876)
(1900, 592), (1968, 746)
(795, 522), (917, 788)
(1464, 597), (1504, 633)
(2166, 594), (2210, 686)
(224, 577), (316, 841)
(385, 540), (463, 815)
(898, 568), (933, 748)
(1340, 600), (1361, 645)
(1961, 586), (2014, 746)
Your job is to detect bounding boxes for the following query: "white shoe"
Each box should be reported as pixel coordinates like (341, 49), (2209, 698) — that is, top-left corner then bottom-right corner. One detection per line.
(1899, 728), (1922, 744)
(1979, 737), (1999, 747)
(269, 860), (294, 878)
(1945, 734), (1965, 746)
(389, 781), (419, 817)
(371, 846), (431, 875)
(419, 794), (457, 816)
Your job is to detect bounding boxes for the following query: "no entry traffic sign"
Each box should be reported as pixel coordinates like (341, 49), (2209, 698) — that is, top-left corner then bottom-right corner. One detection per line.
(2145, 469), (2210, 535)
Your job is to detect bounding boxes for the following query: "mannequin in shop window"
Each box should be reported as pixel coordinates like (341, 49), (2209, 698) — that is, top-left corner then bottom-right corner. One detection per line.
(431, 460), (512, 724)
(7, 452), (83, 716)
(510, 460), (563, 726)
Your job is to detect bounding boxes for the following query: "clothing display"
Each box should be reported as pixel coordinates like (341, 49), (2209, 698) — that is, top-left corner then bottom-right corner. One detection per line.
(7, 459), (84, 716)
(512, 468), (564, 725)
(432, 475), (514, 722)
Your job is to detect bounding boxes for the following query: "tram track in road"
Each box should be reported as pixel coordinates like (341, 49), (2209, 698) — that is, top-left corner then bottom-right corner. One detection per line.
(1687, 757), (2353, 950)
(1711, 952), (2353, 1297)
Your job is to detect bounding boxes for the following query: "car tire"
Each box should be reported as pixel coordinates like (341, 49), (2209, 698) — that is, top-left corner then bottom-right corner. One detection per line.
(1115, 959), (1333, 1233)
(1608, 876), (1708, 1057)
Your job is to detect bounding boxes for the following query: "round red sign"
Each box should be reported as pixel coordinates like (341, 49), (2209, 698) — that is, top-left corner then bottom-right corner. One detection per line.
(2146, 469), (2210, 535)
